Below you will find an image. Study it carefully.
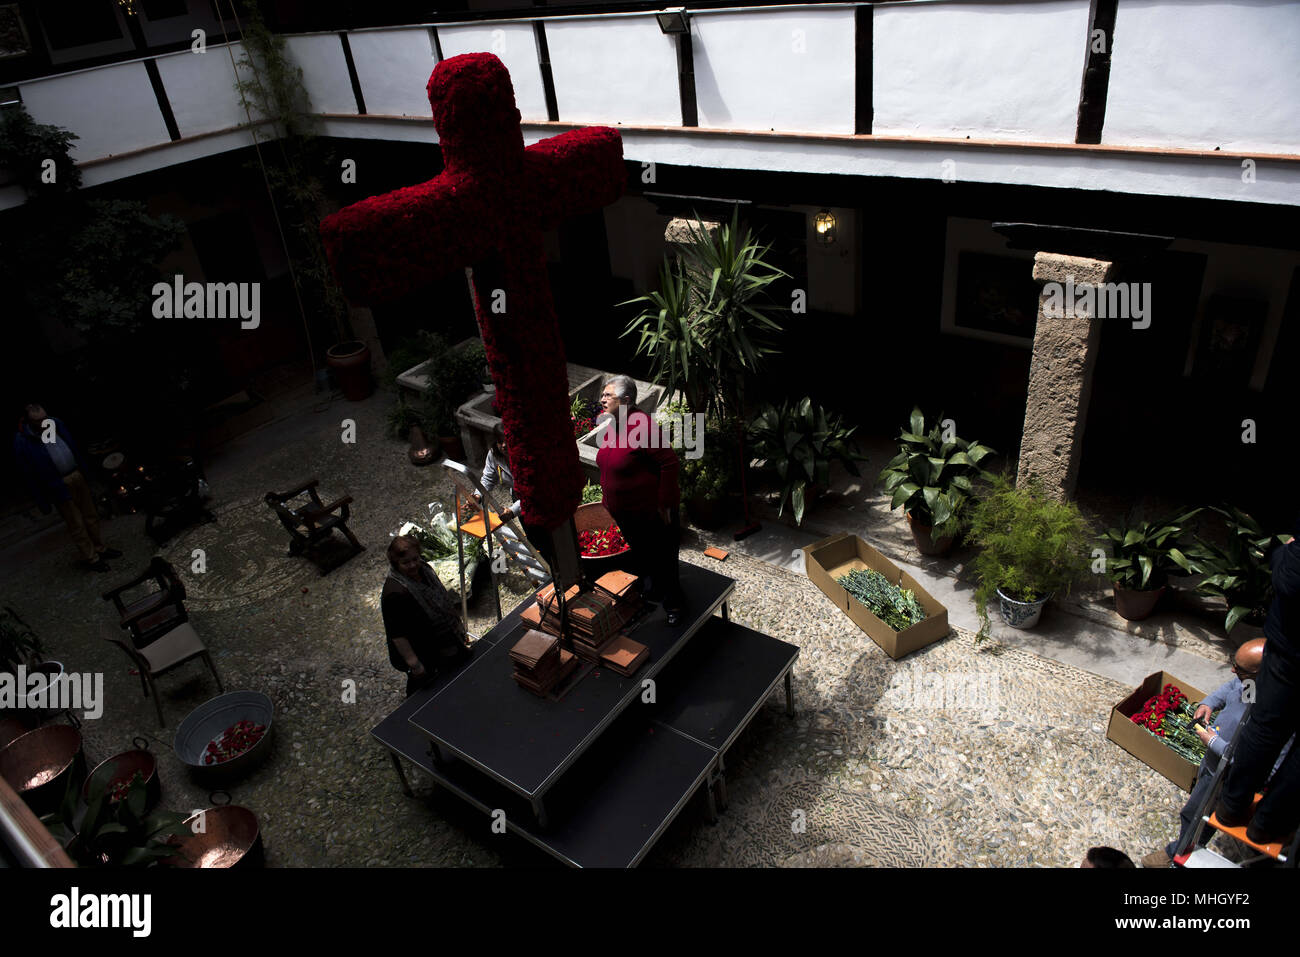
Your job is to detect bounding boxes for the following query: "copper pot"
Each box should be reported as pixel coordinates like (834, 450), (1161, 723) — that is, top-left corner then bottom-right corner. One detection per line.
(167, 805), (263, 868)
(0, 724), (84, 816)
(82, 748), (160, 811)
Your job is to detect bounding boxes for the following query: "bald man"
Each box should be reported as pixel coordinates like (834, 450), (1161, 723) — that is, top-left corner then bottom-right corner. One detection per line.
(1143, 638), (1291, 866)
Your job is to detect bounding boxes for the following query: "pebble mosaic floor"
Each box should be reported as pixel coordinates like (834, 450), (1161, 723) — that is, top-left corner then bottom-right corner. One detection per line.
(5, 395), (1229, 867)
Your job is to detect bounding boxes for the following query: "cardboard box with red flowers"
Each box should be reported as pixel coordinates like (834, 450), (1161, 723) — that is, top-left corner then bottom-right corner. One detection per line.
(1106, 670), (1209, 792)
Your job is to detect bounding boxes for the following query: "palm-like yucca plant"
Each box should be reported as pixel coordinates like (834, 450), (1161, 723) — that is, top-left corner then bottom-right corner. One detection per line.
(748, 397), (866, 525)
(1184, 506), (1290, 634)
(879, 408), (996, 543)
(1098, 509), (1201, 591)
(621, 208), (788, 421)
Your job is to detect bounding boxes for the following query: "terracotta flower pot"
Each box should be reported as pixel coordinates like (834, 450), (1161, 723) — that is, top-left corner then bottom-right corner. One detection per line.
(906, 511), (954, 556)
(1113, 584), (1166, 621)
(325, 341), (372, 401)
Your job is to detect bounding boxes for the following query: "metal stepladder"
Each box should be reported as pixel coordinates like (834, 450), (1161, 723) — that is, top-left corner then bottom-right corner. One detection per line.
(1174, 701), (1300, 868)
(439, 459), (552, 625)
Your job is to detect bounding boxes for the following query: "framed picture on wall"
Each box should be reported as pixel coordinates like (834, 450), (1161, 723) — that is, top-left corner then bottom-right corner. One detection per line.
(940, 218), (1038, 348)
(952, 252), (1040, 342)
(1193, 293), (1267, 388)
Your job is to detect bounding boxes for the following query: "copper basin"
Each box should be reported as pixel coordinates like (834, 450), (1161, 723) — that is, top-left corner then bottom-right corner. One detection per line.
(0, 724), (84, 814)
(83, 749), (160, 810)
(168, 806), (263, 868)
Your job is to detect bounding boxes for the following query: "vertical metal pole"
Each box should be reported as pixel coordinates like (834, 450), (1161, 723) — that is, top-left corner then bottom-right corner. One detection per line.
(454, 489), (468, 627)
(482, 497), (502, 622)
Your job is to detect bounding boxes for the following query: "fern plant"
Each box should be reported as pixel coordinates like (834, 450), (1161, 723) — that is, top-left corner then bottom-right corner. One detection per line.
(968, 475), (1093, 638)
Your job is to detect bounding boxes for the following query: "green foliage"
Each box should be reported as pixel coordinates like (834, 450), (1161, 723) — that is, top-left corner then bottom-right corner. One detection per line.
(581, 482), (603, 505)
(0, 105), (81, 197)
(0, 607), (42, 673)
(42, 772), (187, 868)
(1183, 506), (1289, 634)
(837, 567), (927, 631)
(1098, 508), (1201, 591)
(384, 334), (486, 437)
(50, 199), (186, 340)
(748, 397), (866, 526)
(879, 407), (996, 543)
(233, 0), (351, 345)
(621, 208), (789, 422)
(967, 475), (1094, 639)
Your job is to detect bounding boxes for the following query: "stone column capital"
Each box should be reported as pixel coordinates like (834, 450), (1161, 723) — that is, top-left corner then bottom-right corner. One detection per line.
(1032, 251), (1116, 286)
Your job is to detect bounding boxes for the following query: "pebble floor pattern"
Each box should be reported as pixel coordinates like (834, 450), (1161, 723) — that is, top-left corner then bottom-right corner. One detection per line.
(5, 395), (1228, 867)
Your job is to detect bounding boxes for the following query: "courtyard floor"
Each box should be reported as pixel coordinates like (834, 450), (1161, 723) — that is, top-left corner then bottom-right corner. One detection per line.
(0, 389), (1235, 867)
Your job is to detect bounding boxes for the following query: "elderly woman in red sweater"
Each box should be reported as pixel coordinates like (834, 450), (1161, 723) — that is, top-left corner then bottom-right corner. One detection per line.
(596, 376), (685, 625)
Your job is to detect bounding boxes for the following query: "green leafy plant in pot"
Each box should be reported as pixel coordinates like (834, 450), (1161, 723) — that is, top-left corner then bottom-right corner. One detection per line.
(0, 606), (43, 676)
(42, 769), (188, 867)
(879, 407), (996, 556)
(1098, 509), (1200, 621)
(968, 475), (1093, 639)
(1183, 506), (1290, 635)
(748, 397), (866, 526)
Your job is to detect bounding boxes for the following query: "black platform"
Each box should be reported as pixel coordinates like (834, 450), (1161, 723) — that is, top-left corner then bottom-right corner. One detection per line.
(371, 563), (798, 867)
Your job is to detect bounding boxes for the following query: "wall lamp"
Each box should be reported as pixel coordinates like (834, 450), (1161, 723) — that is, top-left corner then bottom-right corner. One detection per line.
(656, 8), (690, 35)
(814, 209), (837, 246)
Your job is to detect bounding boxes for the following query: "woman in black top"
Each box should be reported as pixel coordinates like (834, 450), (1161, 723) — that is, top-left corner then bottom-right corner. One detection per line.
(381, 534), (470, 695)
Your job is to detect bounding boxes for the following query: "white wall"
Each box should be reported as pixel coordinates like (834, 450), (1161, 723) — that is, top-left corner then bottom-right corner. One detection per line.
(1106, 0), (1300, 154)
(436, 22), (549, 122)
(692, 7), (856, 134)
(19, 62), (171, 162)
(154, 43), (258, 138)
(874, 0), (1091, 143)
(347, 27), (438, 118)
(545, 17), (681, 126)
(285, 34), (358, 115)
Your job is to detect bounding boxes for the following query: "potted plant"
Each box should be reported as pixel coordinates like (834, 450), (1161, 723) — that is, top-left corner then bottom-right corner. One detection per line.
(1183, 506), (1290, 635)
(748, 397), (866, 526)
(1098, 509), (1201, 621)
(879, 407), (996, 556)
(42, 770), (188, 867)
(0, 606), (42, 677)
(968, 475), (1094, 637)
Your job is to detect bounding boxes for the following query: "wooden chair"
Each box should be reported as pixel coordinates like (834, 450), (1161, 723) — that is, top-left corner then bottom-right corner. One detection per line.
(264, 478), (365, 574)
(103, 623), (223, 727)
(101, 558), (188, 649)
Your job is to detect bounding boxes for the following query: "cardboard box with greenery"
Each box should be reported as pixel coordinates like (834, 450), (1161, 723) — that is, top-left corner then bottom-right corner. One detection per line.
(1106, 670), (1208, 793)
(802, 534), (950, 659)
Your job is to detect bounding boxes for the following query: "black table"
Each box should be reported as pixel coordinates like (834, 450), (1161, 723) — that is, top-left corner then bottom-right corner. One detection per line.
(371, 564), (799, 866)
(407, 562), (735, 825)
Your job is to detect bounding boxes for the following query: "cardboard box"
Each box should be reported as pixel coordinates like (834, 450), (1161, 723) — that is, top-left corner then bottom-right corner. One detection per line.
(1106, 670), (1209, 792)
(802, 534), (950, 659)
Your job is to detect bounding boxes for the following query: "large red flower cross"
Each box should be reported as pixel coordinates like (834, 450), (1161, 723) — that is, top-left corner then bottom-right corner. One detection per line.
(320, 53), (625, 530)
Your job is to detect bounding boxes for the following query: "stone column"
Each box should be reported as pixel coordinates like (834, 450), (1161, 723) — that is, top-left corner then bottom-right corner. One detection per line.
(1016, 251), (1115, 501)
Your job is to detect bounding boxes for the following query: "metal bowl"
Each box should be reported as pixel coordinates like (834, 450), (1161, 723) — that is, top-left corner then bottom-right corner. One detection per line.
(574, 502), (632, 578)
(174, 691), (273, 784)
(0, 724), (84, 816)
(167, 805), (263, 868)
(82, 749), (160, 811)
(0, 715), (35, 750)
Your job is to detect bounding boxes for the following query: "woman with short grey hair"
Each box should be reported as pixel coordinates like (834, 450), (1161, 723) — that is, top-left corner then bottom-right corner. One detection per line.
(603, 375), (638, 412)
(597, 376), (685, 625)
